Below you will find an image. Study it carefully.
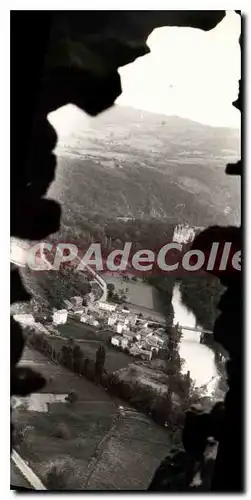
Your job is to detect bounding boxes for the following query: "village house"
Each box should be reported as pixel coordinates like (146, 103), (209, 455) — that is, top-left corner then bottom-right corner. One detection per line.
(121, 307), (130, 314)
(129, 345), (141, 357)
(63, 299), (74, 310)
(149, 333), (165, 346)
(13, 313), (35, 325)
(138, 327), (152, 339)
(116, 323), (124, 334)
(90, 319), (100, 327)
(70, 296), (83, 307)
(146, 336), (160, 351)
(115, 313), (129, 324)
(85, 292), (96, 305)
(111, 335), (121, 347)
(123, 331), (137, 342)
(107, 315), (117, 327)
(121, 337), (129, 349)
(71, 306), (84, 316)
(140, 350), (152, 361)
(53, 309), (68, 325)
(98, 302), (117, 312)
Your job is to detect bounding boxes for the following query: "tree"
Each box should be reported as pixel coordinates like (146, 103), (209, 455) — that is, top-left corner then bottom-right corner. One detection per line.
(60, 344), (73, 370)
(158, 323), (199, 429)
(80, 357), (88, 376)
(107, 283), (115, 300)
(95, 345), (106, 382)
(14, 426), (26, 446)
(85, 359), (96, 381)
(46, 466), (67, 490)
(53, 422), (70, 439)
(72, 344), (84, 374)
(179, 274), (223, 330)
(66, 391), (79, 404)
(47, 343), (53, 357)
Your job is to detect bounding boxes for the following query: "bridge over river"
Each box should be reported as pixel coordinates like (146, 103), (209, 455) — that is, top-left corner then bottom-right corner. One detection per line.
(179, 324), (213, 345)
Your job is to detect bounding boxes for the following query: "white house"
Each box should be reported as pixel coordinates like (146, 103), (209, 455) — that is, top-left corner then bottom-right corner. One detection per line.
(117, 314), (129, 324)
(92, 319), (99, 327)
(13, 313), (35, 325)
(99, 302), (117, 312)
(53, 309), (68, 325)
(128, 315), (138, 327)
(121, 308), (130, 314)
(116, 323), (124, 334)
(108, 316), (117, 327)
(173, 224), (196, 244)
(121, 337), (129, 349)
(111, 335), (121, 347)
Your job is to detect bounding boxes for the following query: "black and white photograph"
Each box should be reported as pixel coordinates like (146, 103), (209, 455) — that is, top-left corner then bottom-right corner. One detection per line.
(9, 6), (243, 493)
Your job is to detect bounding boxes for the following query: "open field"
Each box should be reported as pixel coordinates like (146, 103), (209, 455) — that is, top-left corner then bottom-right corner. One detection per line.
(105, 276), (164, 313)
(13, 347), (171, 490)
(57, 319), (112, 342)
(57, 320), (101, 340)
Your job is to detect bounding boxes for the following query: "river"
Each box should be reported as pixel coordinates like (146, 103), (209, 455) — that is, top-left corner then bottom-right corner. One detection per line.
(171, 282), (219, 395)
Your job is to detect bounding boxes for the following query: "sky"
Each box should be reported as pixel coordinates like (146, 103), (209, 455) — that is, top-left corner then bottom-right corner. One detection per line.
(49, 10), (241, 133)
(117, 10), (241, 128)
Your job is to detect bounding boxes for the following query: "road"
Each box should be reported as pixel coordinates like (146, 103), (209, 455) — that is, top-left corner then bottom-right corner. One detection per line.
(11, 450), (46, 490)
(11, 459), (31, 489)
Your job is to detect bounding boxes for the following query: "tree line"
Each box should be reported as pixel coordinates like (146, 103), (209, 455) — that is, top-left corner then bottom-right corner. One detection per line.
(25, 328), (107, 385)
(24, 325), (204, 434)
(179, 274), (224, 331)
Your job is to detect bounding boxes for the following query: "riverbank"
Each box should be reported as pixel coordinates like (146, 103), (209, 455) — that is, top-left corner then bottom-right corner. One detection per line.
(172, 282), (219, 395)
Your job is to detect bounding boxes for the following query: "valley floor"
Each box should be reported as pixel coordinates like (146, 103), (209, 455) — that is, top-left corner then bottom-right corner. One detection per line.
(12, 347), (171, 490)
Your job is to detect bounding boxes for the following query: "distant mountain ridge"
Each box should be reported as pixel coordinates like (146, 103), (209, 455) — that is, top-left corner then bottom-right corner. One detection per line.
(49, 105), (240, 230)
